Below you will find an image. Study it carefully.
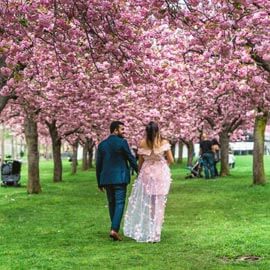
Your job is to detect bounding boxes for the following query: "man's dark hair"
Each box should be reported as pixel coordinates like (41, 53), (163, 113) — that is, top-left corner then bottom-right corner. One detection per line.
(212, 138), (220, 147)
(110, 121), (124, 133)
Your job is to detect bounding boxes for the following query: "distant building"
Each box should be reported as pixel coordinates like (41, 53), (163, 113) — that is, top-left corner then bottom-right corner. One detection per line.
(231, 127), (270, 155)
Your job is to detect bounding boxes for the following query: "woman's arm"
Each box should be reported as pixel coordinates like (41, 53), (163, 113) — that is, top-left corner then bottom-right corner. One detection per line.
(138, 155), (144, 172)
(138, 139), (146, 172)
(211, 144), (219, 152)
(122, 140), (138, 174)
(165, 149), (174, 165)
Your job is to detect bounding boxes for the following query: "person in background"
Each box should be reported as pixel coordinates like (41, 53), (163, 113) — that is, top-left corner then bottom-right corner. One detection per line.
(211, 138), (220, 177)
(199, 133), (215, 179)
(228, 150), (235, 168)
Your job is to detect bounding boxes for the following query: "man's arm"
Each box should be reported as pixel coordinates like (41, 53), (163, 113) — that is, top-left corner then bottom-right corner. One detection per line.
(96, 145), (103, 188)
(122, 140), (138, 174)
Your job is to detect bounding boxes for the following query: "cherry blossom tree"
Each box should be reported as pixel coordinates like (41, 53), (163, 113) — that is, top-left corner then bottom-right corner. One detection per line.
(159, 0), (270, 182)
(1, 0), (270, 193)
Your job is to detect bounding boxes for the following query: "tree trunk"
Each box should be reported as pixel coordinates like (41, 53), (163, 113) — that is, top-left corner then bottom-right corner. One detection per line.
(46, 120), (62, 182)
(0, 95), (11, 113)
(24, 115), (41, 194)
(1, 125), (5, 164)
(14, 136), (18, 159)
(177, 141), (183, 164)
(44, 143), (50, 160)
(19, 138), (24, 158)
(219, 130), (230, 176)
(87, 143), (94, 169)
(11, 134), (15, 159)
(52, 139), (62, 182)
(82, 140), (89, 171)
(171, 142), (176, 159)
(71, 141), (79, 174)
(0, 57), (12, 113)
(253, 112), (268, 185)
(0, 59), (12, 113)
(186, 141), (194, 167)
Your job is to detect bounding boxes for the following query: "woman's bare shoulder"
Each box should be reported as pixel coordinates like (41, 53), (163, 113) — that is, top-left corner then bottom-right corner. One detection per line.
(139, 139), (147, 148)
(161, 139), (170, 145)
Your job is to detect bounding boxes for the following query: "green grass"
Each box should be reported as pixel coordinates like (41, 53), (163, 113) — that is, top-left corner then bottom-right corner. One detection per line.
(0, 156), (270, 270)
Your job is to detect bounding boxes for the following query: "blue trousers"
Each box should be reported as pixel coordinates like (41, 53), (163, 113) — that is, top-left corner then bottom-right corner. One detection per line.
(105, 184), (127, 232)
(202, 153), (215, 179)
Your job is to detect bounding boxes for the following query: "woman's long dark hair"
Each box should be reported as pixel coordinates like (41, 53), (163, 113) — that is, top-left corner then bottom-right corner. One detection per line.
(146, 121), (161, 149)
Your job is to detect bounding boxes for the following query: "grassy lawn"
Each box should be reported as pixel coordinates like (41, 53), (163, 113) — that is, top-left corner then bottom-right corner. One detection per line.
(0, 156), (269, 270)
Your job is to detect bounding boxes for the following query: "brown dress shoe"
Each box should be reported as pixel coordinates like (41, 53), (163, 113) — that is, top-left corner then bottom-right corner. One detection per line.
(109, 230), (123, 241)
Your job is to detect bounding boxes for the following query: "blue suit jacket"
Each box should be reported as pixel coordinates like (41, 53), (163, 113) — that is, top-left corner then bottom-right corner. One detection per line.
(96, 135), (138, 187)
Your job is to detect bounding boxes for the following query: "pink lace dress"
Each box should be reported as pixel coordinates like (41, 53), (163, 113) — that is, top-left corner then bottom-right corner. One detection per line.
(123, 143), (172, 242)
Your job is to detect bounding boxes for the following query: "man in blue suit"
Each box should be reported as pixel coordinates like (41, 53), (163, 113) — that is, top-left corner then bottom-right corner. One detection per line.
(96, 121), (138, 241)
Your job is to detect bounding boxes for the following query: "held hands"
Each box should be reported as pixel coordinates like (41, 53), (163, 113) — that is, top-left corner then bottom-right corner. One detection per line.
(98, 187), (105, 192)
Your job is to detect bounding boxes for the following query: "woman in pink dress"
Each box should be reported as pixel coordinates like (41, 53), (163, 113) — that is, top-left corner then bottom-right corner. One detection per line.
(124, 122), (174, 242)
